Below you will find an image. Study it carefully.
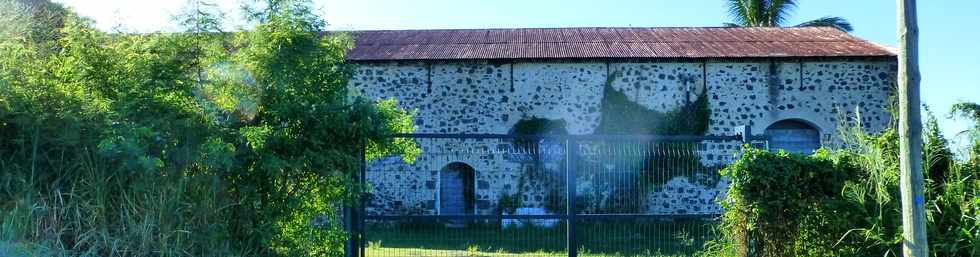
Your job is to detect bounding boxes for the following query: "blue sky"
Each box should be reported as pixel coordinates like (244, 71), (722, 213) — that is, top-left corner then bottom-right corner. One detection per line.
(58, 0), (980, 150)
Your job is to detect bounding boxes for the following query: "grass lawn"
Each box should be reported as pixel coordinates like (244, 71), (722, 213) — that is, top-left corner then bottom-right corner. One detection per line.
(363, 219), (716, 257)
(364, 247), (695, 257)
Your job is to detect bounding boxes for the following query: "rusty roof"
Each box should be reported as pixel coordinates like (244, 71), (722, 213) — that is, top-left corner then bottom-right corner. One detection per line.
(345, 27), (895, 61)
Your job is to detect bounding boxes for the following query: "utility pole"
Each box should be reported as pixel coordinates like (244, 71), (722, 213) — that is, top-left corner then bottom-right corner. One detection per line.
(897, 0), (928, 256)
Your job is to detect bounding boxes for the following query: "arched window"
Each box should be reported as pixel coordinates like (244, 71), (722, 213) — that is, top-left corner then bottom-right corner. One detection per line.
(440, 162), (476, 220)
(765, 119), (821, 154)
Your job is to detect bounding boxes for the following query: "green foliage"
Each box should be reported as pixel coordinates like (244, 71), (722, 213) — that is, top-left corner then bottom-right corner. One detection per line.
(924, 106), (954, 188)
(511, 117), (568, 136)
(0, 0), (69, 52)
(724, 0), (854, 32)
(591, 72), (717, 212)
(708, 109), (980, 257)
(508, 117), (567, 214)
(841, 124), (980, 257)
(951, 102), (980, 166)
(706, 130), (907, 257)
(495, 193), (522, 215)
(579, 141), (720, 214)
(595, 72), (709, 135)
(496, 165), (526, 215)
(952, 102), (980, 124)
(834, 129), (904, 256)
(369, 219), (715, 256)
(927, 161), (980, 256)
(0, 1), (416, 257)
(543, 186), (567, 214)
(930, 102), (980, 256)
(715, 148), (859, 257)
(510, 117), (567, 151)
(794, 17), (854, 32)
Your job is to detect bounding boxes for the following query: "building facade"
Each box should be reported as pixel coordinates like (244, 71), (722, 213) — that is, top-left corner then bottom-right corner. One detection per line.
(347, 27), (897, 216)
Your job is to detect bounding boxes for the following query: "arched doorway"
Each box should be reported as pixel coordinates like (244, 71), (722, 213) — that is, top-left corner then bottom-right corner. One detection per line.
(765, 119), (821, 154)
(440, 162), (475, 223)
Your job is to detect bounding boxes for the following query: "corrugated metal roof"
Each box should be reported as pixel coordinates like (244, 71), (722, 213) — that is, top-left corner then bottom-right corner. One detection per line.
(345, 27), (895, 61)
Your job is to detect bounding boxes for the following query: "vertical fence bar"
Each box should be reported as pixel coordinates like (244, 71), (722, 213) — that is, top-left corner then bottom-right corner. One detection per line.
(566, 138), (578, 257)
(346, 142), (359, 257)
(358, 143), (367, 257)
(344, 203), (354, 257)
(365, 134), (743, 256)
(735, 125), (750, 144)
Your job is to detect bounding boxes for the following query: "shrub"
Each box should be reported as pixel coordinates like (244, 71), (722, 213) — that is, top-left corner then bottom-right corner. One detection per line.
(496, 193), (522, 215)
(0, 0), (416, 256)
(708, 110), (980, 257)
(713, 148), (859, 257)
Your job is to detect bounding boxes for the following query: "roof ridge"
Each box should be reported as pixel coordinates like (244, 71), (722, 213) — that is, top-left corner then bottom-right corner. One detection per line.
(356, 39), (865, 46)
(345, 27), (895, 60)
(337, 26), (837, 32)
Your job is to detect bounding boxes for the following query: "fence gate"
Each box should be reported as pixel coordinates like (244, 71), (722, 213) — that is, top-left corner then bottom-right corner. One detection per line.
(349, 133), (759, 257)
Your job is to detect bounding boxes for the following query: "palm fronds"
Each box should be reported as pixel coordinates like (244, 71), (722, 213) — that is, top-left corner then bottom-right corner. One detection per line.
(724, 0), (854, 32)
(796, 16), (854, 32)
(765, 0), (797, 27)
(725, 0), (755, 27)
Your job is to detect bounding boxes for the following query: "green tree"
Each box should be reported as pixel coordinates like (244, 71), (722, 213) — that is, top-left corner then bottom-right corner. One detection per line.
(0, 0), (416, 256)
(0, 0), (69, 49)
(724, 0), (854, 32)
(226, 1), (417, 255)
(951, 102), (980, 123)
(923, 106), (953, 187)
(951, 102), (980, 166)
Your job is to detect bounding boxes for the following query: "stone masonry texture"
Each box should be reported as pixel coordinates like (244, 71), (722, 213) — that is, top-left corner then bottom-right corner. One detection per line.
(352, 58), (896, 216)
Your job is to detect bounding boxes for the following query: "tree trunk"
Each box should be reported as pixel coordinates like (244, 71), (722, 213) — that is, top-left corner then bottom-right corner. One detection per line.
(897, 0), (929, 256)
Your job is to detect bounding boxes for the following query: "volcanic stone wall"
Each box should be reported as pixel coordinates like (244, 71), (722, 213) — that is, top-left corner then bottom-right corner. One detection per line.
(352, 58), (896, 215)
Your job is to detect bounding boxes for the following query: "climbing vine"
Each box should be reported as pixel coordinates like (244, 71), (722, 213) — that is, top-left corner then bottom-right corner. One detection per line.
(498, 73), (718, 214)
(595, 71), (711, 135)
(506, 118), (568, 214)
(510, 117), (568, 149)
(594, 71), (717, 213)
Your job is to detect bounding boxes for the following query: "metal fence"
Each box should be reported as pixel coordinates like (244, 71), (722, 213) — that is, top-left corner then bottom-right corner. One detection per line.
(348, 133), (763, 257)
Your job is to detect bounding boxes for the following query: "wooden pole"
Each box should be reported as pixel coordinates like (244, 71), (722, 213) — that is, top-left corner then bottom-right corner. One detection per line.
(897, 0), (929, 256)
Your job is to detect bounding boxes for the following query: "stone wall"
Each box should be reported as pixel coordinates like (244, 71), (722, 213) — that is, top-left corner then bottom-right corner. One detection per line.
(352, 58), (896, 215)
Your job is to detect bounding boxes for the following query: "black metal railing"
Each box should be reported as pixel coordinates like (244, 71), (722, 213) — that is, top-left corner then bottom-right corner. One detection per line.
(348, 133), (763, 257)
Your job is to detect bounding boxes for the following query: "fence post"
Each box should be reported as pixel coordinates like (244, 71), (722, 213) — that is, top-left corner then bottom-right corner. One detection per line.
(735, 125), (752, 144)
(346, 142), (365, 257)
(357, 143), (367, 257)
(566, 138), (578, 257)
(344, 205), (355, 257)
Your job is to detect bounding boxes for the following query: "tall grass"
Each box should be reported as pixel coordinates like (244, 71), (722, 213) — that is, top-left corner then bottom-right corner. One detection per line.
(1, 1), (416, 257)
(701, 105), (980, 257)
(0, 141), (242, 257)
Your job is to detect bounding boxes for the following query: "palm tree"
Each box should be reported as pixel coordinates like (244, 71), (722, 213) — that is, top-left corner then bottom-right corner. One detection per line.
(724, 0), (854, 32)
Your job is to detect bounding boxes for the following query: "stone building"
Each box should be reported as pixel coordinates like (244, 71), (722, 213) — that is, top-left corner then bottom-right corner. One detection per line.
(347, 27), (896, 216)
